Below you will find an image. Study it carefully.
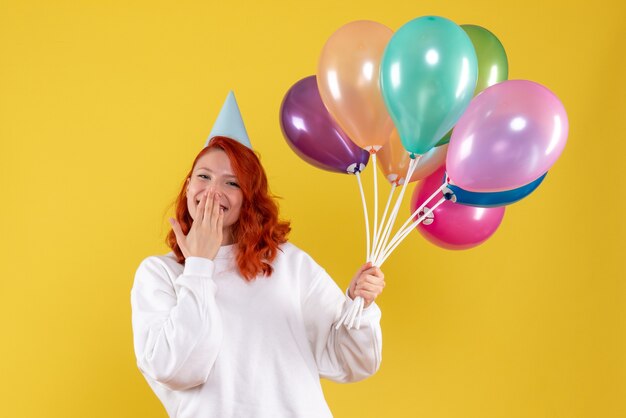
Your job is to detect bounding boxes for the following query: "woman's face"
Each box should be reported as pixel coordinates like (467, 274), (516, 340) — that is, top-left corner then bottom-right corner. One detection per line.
(186, 148), (243, 240)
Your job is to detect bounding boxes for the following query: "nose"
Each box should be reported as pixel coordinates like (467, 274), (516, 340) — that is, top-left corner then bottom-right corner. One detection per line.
(215, 183), (225, 194)
(205, 184), (224, 197)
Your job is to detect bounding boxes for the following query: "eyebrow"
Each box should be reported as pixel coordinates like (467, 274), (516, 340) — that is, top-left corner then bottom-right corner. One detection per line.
(195, 167), (237, 178)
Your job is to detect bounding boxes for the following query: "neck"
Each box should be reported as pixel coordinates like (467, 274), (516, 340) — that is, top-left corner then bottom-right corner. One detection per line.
(222, 228), (235, 246)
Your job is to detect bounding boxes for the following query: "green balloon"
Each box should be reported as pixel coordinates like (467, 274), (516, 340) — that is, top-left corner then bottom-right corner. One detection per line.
(434, 24), (508, 147)
(435, 130), (452, 147)
(381, 16), (478, 155)
(463, 24), (508, 95)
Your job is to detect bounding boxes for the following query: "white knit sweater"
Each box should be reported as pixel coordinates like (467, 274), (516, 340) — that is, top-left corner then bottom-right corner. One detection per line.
(130, 242), (382, 418)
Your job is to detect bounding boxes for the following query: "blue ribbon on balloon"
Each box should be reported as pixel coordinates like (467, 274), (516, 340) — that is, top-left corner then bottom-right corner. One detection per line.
(444, 172), (547, 207)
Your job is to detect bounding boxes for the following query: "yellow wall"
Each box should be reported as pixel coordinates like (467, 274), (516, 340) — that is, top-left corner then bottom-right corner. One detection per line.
(1, 0), (623, 417)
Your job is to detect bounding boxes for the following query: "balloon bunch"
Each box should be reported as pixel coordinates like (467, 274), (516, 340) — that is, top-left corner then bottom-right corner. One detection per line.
(279, 17), (568, 329)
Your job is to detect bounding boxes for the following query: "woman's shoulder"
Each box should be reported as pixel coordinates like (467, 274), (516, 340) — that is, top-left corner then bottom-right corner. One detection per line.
(276, 241), (312, 261)
(134, 251), (182, 284)
(275, 241), (325, 274)
(277, 241), (300, 255)
(274, 242), (339, 298)
(138, 251), (180, 268)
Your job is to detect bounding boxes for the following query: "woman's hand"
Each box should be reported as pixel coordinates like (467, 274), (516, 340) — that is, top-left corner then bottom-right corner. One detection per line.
(348, 262), (385, 309)
(169, 188), (225, 261)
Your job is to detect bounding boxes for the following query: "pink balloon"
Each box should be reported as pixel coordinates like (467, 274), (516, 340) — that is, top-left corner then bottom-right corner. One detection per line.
(411, 166), (505, 250)
(446, 80), (568, 192)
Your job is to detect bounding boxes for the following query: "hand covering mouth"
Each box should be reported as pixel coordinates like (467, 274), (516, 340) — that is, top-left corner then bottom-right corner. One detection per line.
(196, 200), (228, 211)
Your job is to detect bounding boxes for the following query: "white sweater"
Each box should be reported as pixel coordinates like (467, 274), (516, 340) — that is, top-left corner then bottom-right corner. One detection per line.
(130, 242), (382, 418)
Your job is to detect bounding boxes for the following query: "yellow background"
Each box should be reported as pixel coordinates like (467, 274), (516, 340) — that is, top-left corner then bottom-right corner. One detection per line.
(1, 0), (624, 417)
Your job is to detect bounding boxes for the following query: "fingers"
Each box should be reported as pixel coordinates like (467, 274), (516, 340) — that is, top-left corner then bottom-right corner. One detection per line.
(353, 282), (384, 303)
(355, 280), (385, 294)
(182, 187), (224, 260)
(355, 290), (378, 307)
(211, 192), (221, 228)
(197, 189), (208, 223)
(353, 262), (373, 278)
(360, 273), (385, 286)
(217, 205), (224, 231)
(353, 286), (380, 304)
(202, 189), (223, 229)
(203, 189), (214, 224)
(363, 266), (384, 279)
(353, 268), (386, 304)
(354, 288), (379, 299)
(169, 217), (189, 257)
(349, 262), (382, 300)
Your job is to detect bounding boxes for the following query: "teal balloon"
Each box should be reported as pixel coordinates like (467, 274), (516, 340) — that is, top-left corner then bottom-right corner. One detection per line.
(380, 16), (478, 154)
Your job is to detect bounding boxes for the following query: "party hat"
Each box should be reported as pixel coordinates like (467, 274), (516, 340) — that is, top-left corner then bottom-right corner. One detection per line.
(204, 91), (252, 149)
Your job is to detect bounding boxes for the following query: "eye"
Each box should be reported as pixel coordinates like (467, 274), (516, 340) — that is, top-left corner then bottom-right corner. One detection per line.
(227, 181), (240, 188)
(198, 174), (210, 180)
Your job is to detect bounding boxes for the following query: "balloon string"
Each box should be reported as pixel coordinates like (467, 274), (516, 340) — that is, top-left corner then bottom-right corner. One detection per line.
(371, 175), (405, 262)
(355, 298), (364, 329)
(379, 180), (449, 261)
(371, 153), (378, 263)
(340, 156), (418, 331)
(336, 291), (364, 330)
(336, 172), (369, 331)
(337, 156), (379, 331)
(355, 172), (370, 261)
(346, 296), (361, 328)
(369, 183), (397, 263)
(371, 200), (395, 264)
(370, 159), (415, 263)
(377, 196), (446, 266)
(336, 306), (348, 330)
(372, 156), (420, 263)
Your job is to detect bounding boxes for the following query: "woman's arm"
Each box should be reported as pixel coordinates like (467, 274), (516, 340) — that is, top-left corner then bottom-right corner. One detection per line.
(130, 256), (223, 391)
(302, 269), (383, 383)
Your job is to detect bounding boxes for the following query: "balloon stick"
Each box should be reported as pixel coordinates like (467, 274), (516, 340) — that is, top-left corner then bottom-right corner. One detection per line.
(370, 183), (397, 261)
(372, 155), (420, 263)
(371, 152), (378, 263)
(377, 180), (449, 264)
(336, 170), (370, 331)
(339, 155), (420, 330)
(355, 171), (370, 261)
(377, 196), (446, 266)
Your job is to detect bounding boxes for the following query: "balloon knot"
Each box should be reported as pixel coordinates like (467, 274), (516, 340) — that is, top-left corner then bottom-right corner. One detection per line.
(347, 162), (365, 174)
(409, 152), (416, 159)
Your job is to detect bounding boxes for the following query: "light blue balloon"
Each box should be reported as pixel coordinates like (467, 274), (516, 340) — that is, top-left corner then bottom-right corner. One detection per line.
(445, 172), (548, 207)
(380, 16), (478, 155)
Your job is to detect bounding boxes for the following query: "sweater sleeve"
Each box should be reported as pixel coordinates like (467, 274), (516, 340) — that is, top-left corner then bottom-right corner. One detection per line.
(130, 256), (223, 391)
(302, 269), (383, 383)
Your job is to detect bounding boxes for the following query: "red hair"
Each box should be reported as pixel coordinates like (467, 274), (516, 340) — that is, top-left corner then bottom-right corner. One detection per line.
(165, 136), (291, 280)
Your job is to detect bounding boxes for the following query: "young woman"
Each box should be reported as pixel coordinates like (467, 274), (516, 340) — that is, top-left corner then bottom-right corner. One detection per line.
(131, 130), (385, 417)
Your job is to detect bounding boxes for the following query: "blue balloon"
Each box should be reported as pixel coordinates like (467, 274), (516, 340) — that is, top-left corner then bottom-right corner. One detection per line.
(444, 172), (547, 207)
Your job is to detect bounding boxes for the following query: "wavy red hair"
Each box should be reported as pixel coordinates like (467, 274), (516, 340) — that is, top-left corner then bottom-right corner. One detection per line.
(165, 136), (291, 280)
